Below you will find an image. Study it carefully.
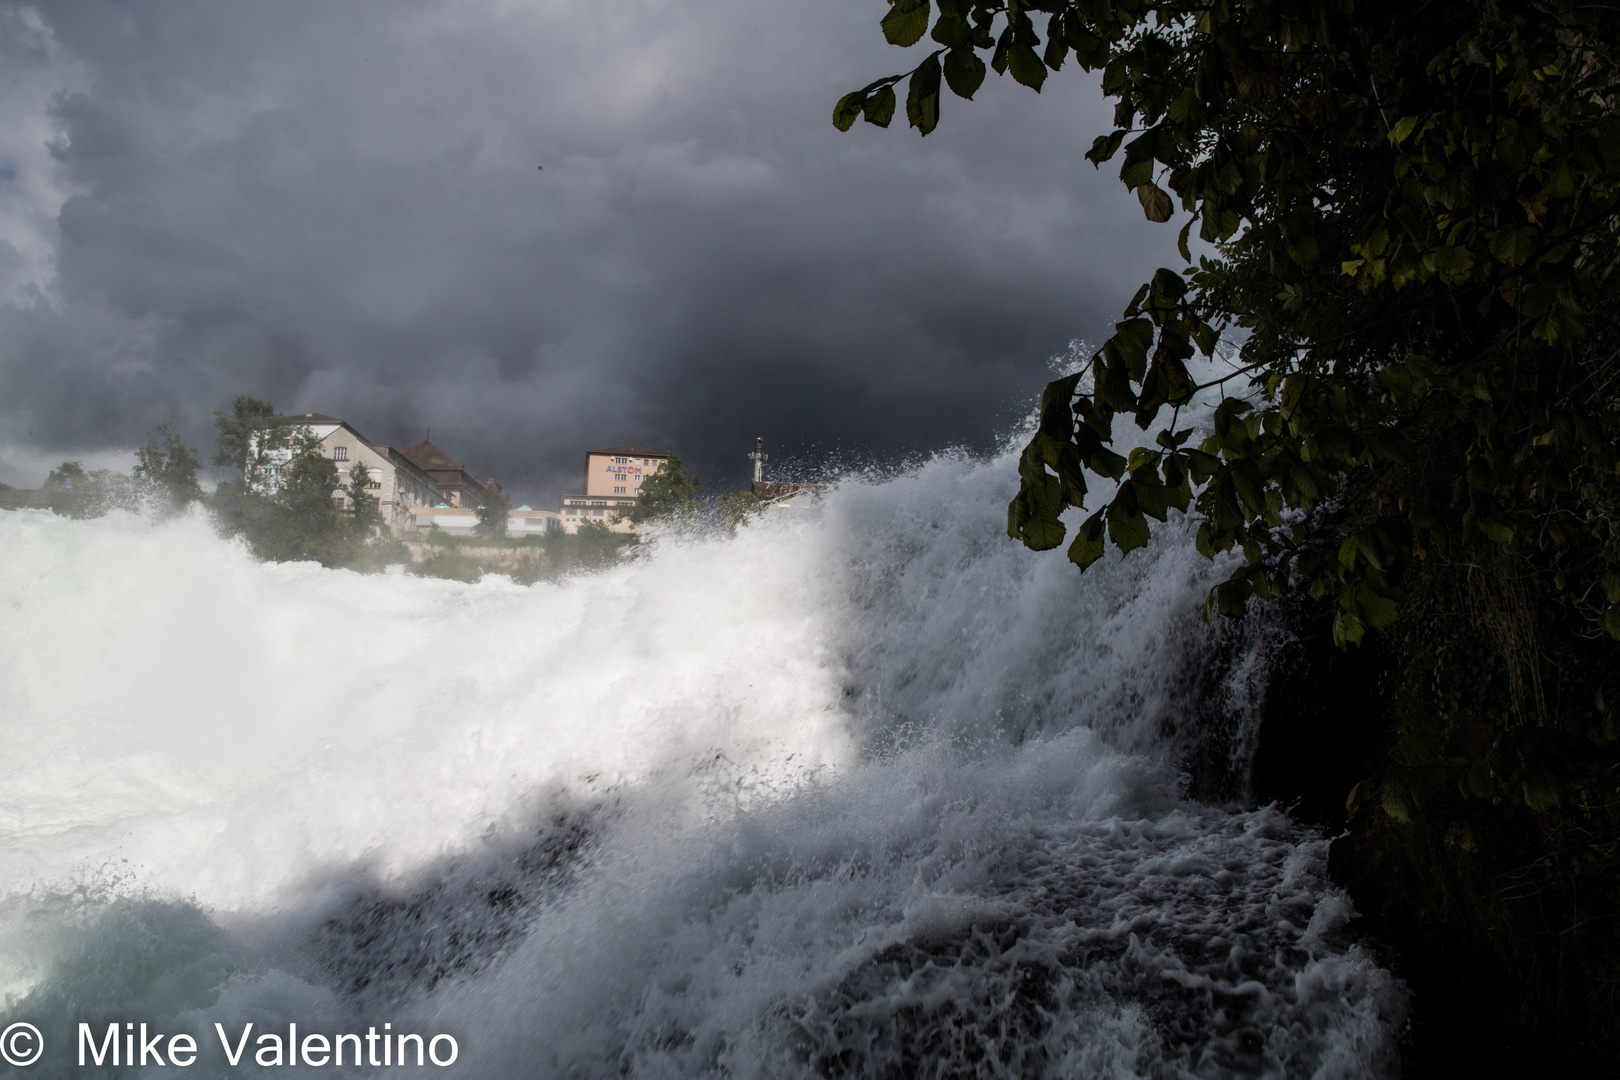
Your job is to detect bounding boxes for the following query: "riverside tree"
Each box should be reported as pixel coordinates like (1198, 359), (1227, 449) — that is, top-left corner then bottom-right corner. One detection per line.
(474, 485), (511, 538)
(842, 0), (1620, 1063)
(628, 454), (702, 524)
(347, 462), (383, 534)
(40, 461), (140, 519)
(212, 395), (302, 490)
(209, 396), (353, 564)
(133, 422), (205, 515)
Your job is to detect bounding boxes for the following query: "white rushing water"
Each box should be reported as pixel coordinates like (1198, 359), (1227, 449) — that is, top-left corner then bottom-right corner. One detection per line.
(0, 450), (1405, 1078)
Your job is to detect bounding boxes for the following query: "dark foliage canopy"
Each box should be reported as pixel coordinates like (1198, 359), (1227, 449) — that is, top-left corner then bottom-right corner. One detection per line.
(841, 0), (1620, 647)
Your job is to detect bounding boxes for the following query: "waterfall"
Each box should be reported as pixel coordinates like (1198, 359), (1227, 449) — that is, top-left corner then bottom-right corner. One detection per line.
(0, 446), (1404, 1077)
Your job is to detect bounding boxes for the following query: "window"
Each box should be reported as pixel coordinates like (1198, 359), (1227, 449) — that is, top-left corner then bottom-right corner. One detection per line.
(333, 446), (348, 461)
(368, 480), (381, 489)
(614, 486), (625, 494)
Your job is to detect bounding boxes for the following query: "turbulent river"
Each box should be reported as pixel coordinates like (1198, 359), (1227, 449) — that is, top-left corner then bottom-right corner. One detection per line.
(0, 448), (1405, 1078)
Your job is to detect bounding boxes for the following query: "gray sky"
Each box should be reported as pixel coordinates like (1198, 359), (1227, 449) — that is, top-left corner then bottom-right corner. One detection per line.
(0, 0), (1171, 502)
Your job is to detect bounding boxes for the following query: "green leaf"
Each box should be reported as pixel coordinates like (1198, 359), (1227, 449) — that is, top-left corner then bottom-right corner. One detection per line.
(1489, 225), (1538, 265)
(1063, 14), (1107, 67)
(1230, 459), (1266, 513)
(1138, 183), (1173, 222)
(906, 53), (943, 134)
(1184, 448), (1220, 483)
(1112, 319), (1154, 381)
(1185, 321), (1214, 358)
(1379, 776), (1411, 821)
(833, 91), (866, 132)
(1018, 442), (1053, 491)
(1101, 56), (1127, 92)
(1120, 158), (1154, 189)
(1150, 266), (1187, 303)
(1042, 26), (1069, 71)
(1022, 510), (1066, 550)
(1476, 511), (1515, 543)
(930, 14), (971, 47)
(1333, 607), (1365, 647)
(1207, 472), (1245, 531)
(1088, 446), (1128, 480)
(1541, 159), (1574, 199)
(990, 26), (1011, 75)
(1039, 372), (1080, 438)
(863, 85), (897, 127)
(1094, 344), (1138, 412)
(1107, 502), (1151, 553)
(881, 0), (932, 47)
(1068, 512), (1106, 568)
(1430, 245), (1473, 278)
(1008, 42), (1047, 90)
(1086, 130), (1125, 166)
(943, 47), (986, 99)
(1132, 474), (1171, 521)
(1215, 574), (1253, 617)
(1353, 585), (1400, 630)
(1007, 492), (1029, 540)
(1338, 534), (1358, 570)
(1388, 114), (1420, 145)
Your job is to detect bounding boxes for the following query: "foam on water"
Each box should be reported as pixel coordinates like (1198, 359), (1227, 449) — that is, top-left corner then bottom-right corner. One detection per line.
(0, 450), (1404, 1078)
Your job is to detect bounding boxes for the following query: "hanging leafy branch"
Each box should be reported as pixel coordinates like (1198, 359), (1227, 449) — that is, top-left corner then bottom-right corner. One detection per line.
(839, 0), (1620, 645)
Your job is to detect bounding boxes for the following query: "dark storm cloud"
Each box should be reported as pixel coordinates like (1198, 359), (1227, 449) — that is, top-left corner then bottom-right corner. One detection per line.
(0, 0), (1170, 500)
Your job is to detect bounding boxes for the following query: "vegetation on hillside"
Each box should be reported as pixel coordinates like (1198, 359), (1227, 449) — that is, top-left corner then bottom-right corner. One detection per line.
(843, 0), (1620, 1067)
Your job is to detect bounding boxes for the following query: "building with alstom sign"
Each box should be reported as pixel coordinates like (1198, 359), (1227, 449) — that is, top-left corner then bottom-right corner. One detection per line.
(558, 445), (670, 533)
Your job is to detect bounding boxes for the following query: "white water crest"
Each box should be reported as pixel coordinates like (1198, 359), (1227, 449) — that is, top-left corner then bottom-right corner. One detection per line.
(0, 449), (1405, 1078)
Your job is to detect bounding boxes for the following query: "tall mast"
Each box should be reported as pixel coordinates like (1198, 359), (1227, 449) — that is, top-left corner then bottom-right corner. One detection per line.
(748, 437), (767, 484)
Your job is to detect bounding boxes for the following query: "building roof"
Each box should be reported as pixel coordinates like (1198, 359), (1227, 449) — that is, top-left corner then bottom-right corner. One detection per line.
(588, 446), (670, 458)
(402, 440), (467, 473)
(752, 481), (824, 503)
(282, 414), (379, 448)
(365, 442), (438, 488)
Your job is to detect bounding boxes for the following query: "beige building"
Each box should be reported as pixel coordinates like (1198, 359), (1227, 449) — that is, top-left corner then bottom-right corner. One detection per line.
(559, 445), (671, 534)
(267, 414), (441, 533)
